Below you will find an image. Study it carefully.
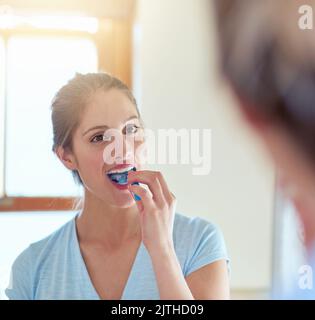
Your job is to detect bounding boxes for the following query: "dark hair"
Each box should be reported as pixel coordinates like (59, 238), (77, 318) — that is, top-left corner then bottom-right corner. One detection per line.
(214, 0), (315, 166)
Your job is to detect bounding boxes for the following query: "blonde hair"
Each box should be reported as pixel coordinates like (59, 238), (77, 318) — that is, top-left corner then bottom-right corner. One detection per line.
(50, 72), (140, 210)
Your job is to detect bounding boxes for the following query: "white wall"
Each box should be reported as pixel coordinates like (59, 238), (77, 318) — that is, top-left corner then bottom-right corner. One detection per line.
(135, 0), (275, 292)
(0, 211), (77, 299)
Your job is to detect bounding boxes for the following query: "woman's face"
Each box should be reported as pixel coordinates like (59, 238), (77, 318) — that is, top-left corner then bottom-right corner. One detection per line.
(70, 88), (146, 207)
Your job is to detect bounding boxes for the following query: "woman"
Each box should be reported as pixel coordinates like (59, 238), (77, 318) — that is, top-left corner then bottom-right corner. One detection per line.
(214, 0), (315, 298)
(5, 72), (230, 300)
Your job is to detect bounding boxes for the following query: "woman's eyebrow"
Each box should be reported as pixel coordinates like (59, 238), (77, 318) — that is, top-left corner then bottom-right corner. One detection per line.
(82, 115), (139, 136)
(83, 125), (109, 136)
(124, 115), (139, 123)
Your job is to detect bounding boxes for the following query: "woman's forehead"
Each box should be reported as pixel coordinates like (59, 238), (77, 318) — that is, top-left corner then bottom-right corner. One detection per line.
(80, 89), (139, 131)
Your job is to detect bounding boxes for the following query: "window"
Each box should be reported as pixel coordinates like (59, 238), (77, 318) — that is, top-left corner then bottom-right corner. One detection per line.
(0, 13), (133, 211)
(6, 36), (97, 197)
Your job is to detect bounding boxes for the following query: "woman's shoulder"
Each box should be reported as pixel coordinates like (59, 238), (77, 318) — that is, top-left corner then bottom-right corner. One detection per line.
(28, 215), (75, 256)
(5, 215), (76, 299)
(10, 215), (75, 275)
(173, 212), (229, 276)
(173, 211), (226, 251)
(174, 211), (222, 237)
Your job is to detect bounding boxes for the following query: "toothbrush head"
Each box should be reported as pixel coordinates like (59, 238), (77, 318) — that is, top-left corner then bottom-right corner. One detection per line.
(129, 167), (141, 201)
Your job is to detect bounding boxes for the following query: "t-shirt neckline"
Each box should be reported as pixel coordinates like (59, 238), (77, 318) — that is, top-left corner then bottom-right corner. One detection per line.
(70, 212), (144, 300)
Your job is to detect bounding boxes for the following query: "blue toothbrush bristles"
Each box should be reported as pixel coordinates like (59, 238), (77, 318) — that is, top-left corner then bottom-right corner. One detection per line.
(130, 167), (141, 201)
(131, 182), (141, 201)
(108, 166), (141, 201)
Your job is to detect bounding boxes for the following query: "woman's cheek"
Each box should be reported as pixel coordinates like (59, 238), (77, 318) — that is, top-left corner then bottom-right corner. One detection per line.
(135, 141), (147, 166)
(81, 149), (104, 176)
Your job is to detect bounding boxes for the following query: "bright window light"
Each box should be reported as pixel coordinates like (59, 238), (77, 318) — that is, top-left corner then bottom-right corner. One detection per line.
(0, 14), (99, 33)
(5, 36), (98, 197)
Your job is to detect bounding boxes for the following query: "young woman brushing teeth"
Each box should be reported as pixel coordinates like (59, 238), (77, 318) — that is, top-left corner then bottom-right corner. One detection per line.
(6, 72), (230, 300)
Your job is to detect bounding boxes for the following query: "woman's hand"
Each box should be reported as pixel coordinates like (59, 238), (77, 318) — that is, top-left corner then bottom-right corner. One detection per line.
(127, 170), (177, 254)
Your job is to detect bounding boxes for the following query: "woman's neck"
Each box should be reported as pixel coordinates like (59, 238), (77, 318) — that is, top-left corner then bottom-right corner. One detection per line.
(75, 190), (141, 251)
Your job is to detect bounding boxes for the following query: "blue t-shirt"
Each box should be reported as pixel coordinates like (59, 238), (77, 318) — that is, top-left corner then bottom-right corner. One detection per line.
(5, 211), (230, 300)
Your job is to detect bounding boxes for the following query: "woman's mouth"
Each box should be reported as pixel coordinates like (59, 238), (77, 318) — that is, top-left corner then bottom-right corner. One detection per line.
(106, 165), (136, 190)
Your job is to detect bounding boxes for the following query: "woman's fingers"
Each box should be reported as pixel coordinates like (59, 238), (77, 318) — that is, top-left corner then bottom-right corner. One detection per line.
(153, 171), (175, 206)
(128, 184), (154, 211)
(128, 170), (175, 207)
(128, 170), (166, 207)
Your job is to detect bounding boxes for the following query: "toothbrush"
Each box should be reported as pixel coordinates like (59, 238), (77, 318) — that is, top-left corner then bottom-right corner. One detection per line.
(130, 167), (141, 201)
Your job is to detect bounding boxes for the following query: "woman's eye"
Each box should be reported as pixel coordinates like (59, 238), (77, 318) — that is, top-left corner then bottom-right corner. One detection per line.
(91, 134), (104, 143)
(125, 124), (139, 135)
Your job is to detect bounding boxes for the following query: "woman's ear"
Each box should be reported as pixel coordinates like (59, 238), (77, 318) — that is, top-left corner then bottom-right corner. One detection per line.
(55, 145), (78, 171)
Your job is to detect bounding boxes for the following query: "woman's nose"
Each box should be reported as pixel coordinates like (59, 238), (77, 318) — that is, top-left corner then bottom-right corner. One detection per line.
(115, 153), (133, 164)
(115, 138), (135, 164)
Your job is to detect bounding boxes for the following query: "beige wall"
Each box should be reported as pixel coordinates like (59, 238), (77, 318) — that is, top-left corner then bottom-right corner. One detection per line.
(134, 0), (275, 292)
(0, 0), (135, 18)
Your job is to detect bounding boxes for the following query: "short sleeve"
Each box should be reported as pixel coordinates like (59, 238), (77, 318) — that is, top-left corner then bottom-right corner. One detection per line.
(5, 246), (33, 300)
(185, 221), (230, 277)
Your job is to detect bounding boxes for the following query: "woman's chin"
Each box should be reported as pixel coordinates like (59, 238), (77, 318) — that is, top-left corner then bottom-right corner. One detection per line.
(103, 178), (136, 207)
(110, 191), (135, 208)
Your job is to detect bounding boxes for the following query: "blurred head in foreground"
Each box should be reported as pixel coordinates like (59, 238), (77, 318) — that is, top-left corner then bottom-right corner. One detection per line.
(214, 0), (315, 249)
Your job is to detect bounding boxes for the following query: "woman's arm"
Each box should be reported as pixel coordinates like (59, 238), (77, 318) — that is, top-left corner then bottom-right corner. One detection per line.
(185, 259), (230, 299)
(127, 170), (230, 299)
(151, 245), (229, 300)
(149, 244), (195, 300)
(128, 170), (196, 299)
(5, 247), (33, 300)
(150, 246), (229, 300)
